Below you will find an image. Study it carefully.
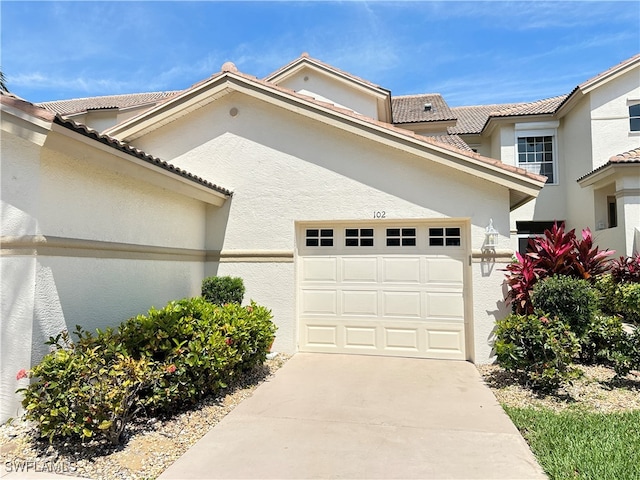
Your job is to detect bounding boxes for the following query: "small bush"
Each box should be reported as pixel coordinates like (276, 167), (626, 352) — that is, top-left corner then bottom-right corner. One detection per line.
(593, 274), (619, 316)
(611, 253), (640, 284)
(594, 273), (640, 324)
(612, 327), (640, 377)
(119, 297), (275, 412)
(18, 330), (151, 444)
(202, 276), (245, 305)
(504, 223), (614, 315)
(581, 315), (626, 364)
(531, 275), (599, 340)
(494, 314), (581, 390)
(618, 283), (640, 324)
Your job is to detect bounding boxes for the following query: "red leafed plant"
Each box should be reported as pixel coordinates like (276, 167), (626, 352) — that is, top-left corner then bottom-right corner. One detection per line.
(573, 228), (616, 279)
(504, 251), (546, 314)
(504, 222), (615, 314)
(611, 253), (640, 284)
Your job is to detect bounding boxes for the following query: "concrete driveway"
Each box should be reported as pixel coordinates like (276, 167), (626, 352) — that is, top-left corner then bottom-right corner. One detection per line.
(159, 353), (546, 479)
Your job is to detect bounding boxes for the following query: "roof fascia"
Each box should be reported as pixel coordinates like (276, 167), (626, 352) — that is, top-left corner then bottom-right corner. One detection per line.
(266, 58), (390, 99)
(580, 57), (640, 94)
(578, 163), (639, 188)
(1, 102), (52, 146)
(49, 123), (228, 206)
(106, 76), (232, 140)
(482, 113), (557, 136)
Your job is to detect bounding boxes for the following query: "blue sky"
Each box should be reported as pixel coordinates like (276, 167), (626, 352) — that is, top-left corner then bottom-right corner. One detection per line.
(1, 1), (638, 106)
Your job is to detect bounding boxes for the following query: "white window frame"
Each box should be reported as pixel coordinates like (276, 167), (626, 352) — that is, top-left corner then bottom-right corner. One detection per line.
(515, 124), (558, 185)
(628, 101), (640, 133)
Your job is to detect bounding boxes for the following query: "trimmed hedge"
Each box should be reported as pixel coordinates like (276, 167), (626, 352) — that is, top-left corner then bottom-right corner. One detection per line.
(201, 276), (245, 305)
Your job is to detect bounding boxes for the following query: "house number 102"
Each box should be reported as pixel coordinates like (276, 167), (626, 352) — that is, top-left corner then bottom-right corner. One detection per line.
(373, 211), (386, 219)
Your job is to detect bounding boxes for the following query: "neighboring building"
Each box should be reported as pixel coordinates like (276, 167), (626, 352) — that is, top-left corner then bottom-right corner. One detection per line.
(1, 53), (638, 422)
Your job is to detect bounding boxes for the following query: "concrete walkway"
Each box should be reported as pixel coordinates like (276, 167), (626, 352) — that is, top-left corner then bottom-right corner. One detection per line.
(159, 353), (546, 479)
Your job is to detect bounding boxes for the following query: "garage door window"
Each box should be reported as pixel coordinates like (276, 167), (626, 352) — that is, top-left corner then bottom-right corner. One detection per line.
(429, 227), (461, 246)
(306, 229), (334, 247)
(345, 228), (374, 247)
(386, 228), (417, 246)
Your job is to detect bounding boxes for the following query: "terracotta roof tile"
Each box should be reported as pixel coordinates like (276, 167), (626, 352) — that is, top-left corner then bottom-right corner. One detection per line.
(1, 93), (231, 197)
(391, 94), (456, 123)
(579, 53), (640, 90)
(489, 94), (569, 117)
(426, 134), (473, 152)
(38, 91), (182, 115)
(610, 147), (640, 163)
(577, 148), (640, 182)
(448, 103), (521, 134)
(1, 92), (56, 121)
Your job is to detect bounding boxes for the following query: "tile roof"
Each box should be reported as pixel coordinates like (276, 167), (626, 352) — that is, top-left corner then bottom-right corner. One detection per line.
(391, 94), (456, 123)
(579, 53), (640, 91)
(489, 94), (569, 118)
(577, 148), (640, 182)
(448, 103), (521, 134)
(446, 95), (568, 135)
(1, 93), (231, 197)
(38, 91), (182, 115)
(610, 147), (640, 163)
(425, 134), (473, 152)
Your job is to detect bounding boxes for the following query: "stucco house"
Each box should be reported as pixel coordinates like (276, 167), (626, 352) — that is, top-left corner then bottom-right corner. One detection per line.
(1, 53), (638, 422)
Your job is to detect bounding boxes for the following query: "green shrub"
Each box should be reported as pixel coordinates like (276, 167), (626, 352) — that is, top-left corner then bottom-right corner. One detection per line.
(594, 274), (619, 316)
(18, 297), (277, 443)
(581, 315), (626, 364)
(618, 283), (640, 324)
(594, 274), (640, 324)
(494, 314), (581, 390)
(18, 330), (151, 444)
(201, 276), (245, 305)
(531, 275), (599, 339)
(612, 327), (640, 377)
(118, 297), (275, 412)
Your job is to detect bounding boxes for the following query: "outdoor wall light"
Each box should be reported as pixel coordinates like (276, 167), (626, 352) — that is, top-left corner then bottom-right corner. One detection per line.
(484, 219), (499, 249)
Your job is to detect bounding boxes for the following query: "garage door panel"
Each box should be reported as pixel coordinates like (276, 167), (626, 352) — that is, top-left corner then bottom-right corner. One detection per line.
(301, 290), (338, 315)
(342, 290), (378, 316)
(384, 328), (419, 351)
(382, 291), (421, 318)
(425, 326), (465, 360)
(301, 257), (337, 282)
(345, 326), (378, 349)
(382, 257), (421, 283)
(426, 292), (465, 318)
(305, 324), (339, 347)
(425, 257), (464, 284)
(341, 257), (378, 282)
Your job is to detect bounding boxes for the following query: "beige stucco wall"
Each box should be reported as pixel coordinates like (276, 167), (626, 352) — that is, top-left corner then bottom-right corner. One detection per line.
(590, 68), (640, 168)
(277, 69), (380, 119)
(1, 128), (211, 423)
(133, 91), (515, 364)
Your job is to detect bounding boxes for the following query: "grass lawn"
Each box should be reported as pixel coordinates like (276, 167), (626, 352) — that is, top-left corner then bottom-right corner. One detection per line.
(504, 407), (640, 480)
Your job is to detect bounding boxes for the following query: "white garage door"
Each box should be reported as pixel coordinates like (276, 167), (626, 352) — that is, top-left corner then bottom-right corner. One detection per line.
(297, 221), (469, 360)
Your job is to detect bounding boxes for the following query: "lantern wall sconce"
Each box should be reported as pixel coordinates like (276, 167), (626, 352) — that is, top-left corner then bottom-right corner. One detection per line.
(484, 219), (499, 250)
